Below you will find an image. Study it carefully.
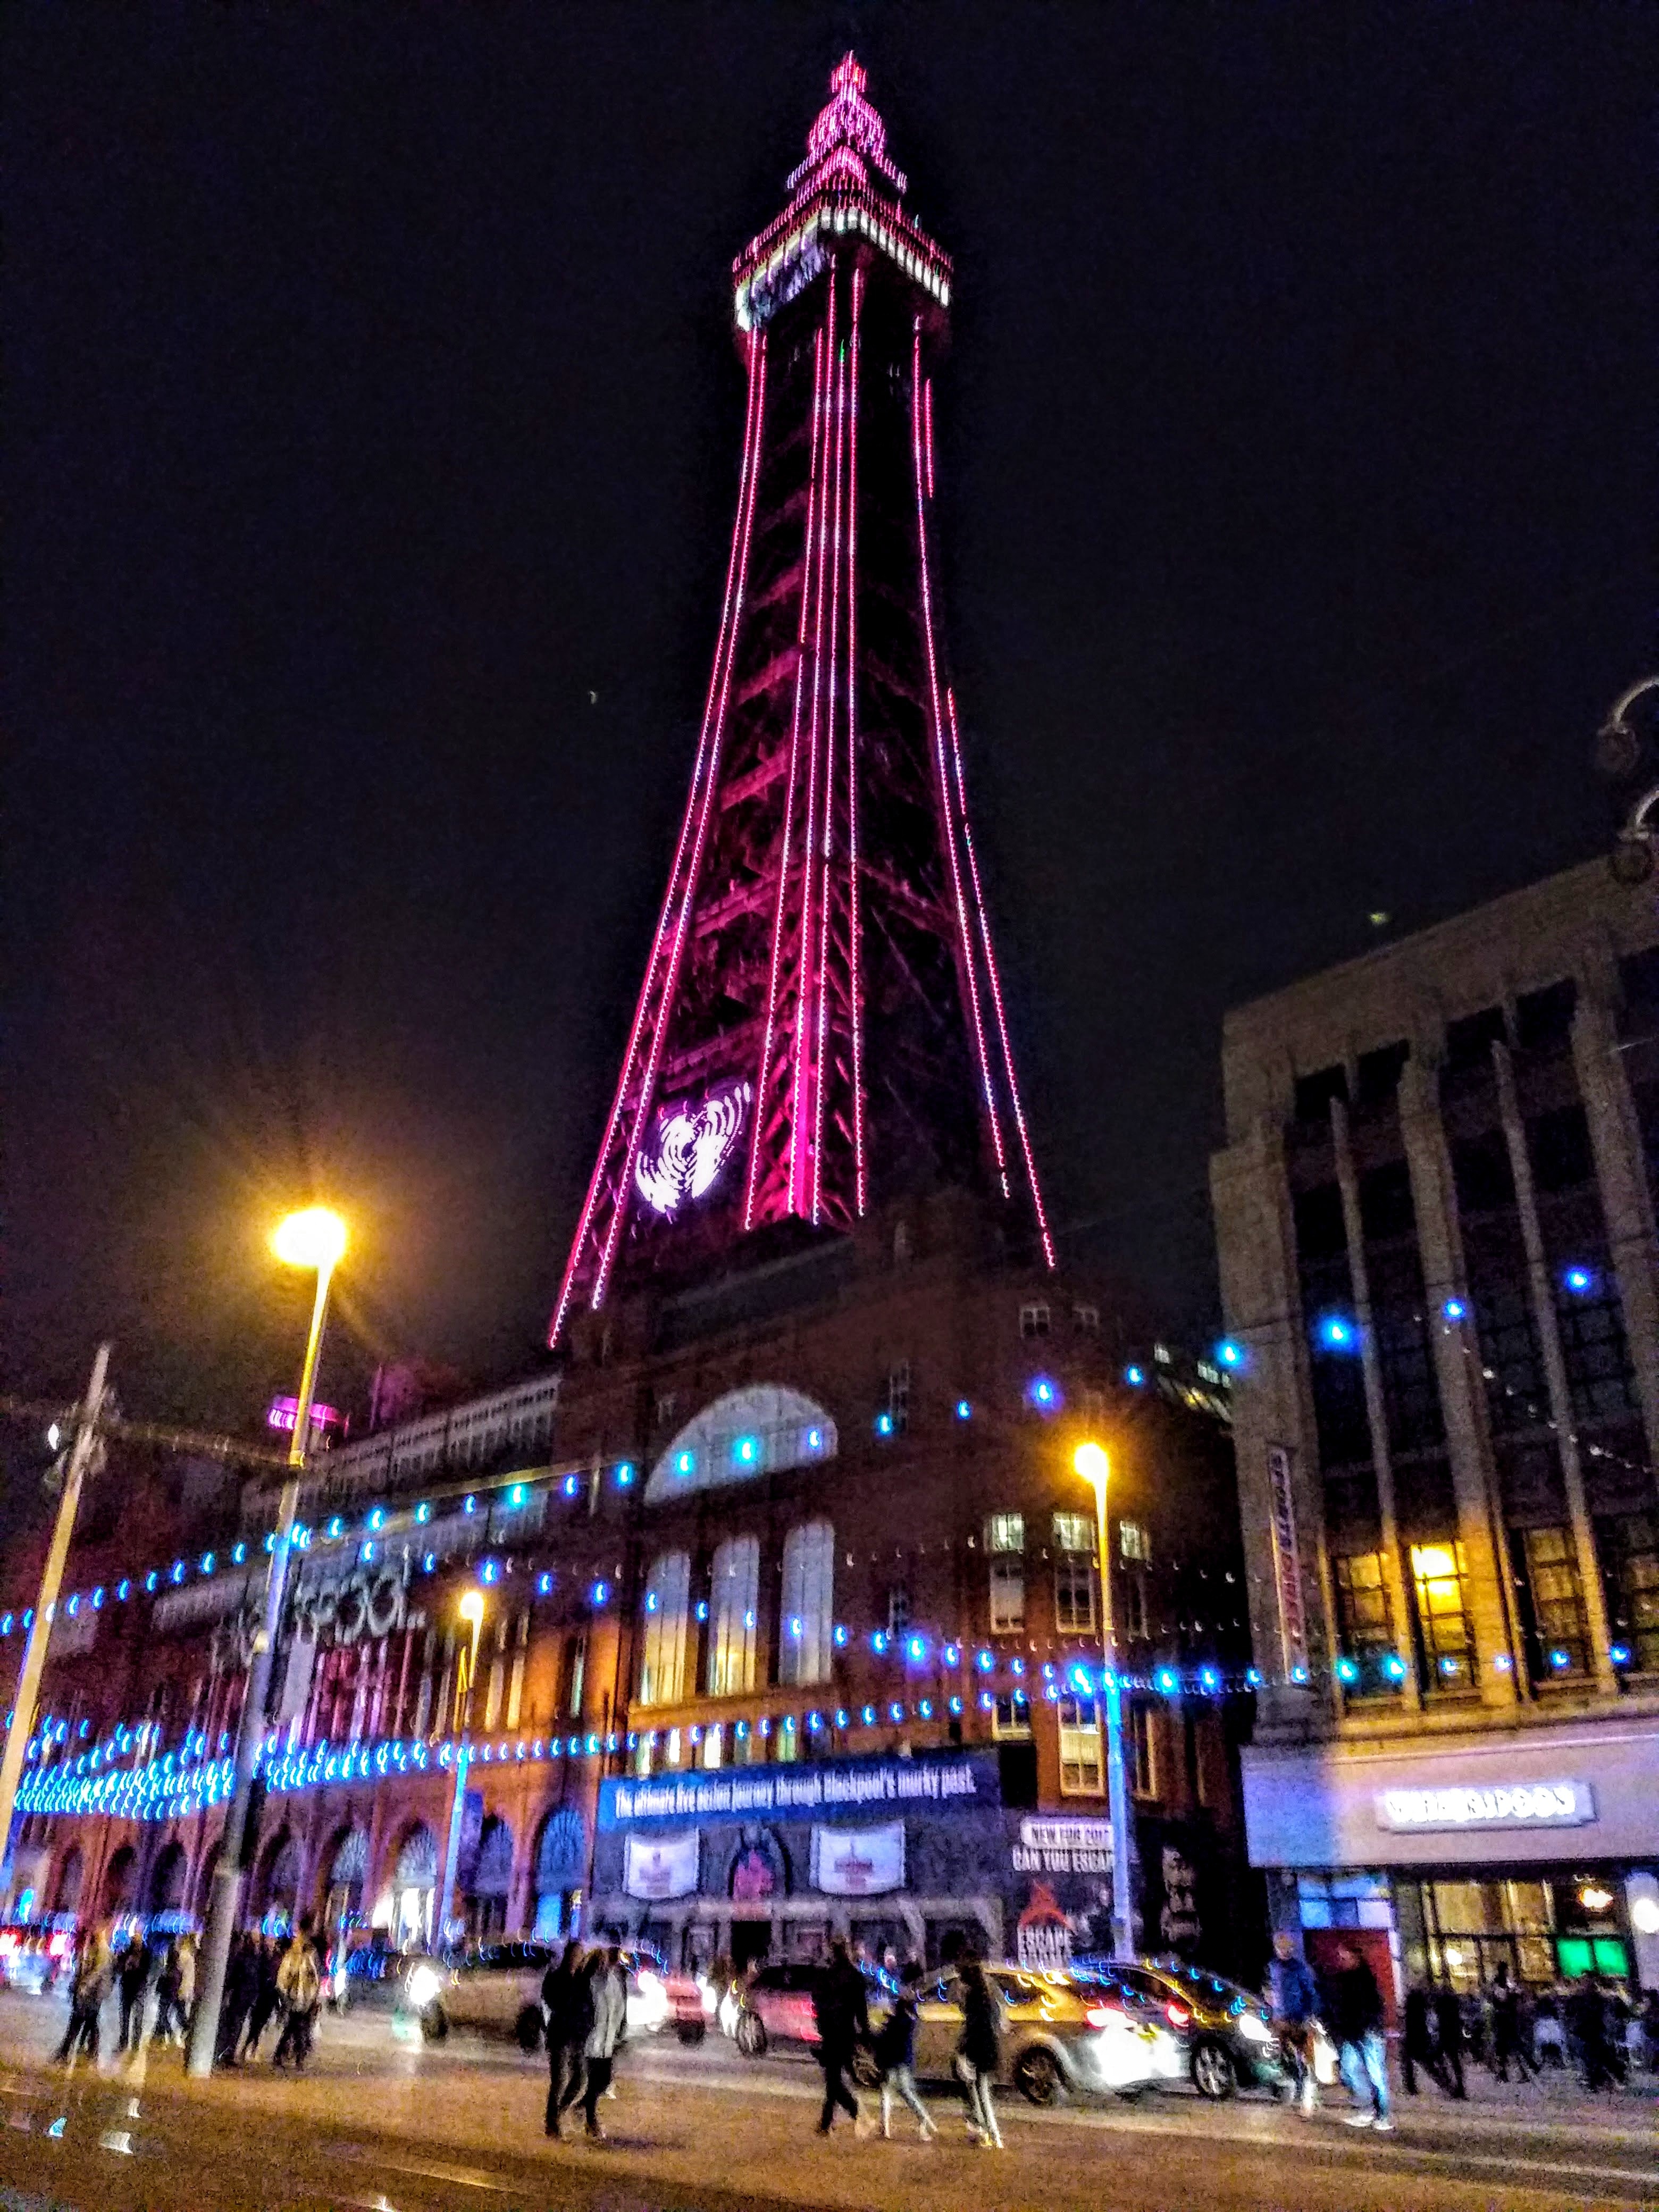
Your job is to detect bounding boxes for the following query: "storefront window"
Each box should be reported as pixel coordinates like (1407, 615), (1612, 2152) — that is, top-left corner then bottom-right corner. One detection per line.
(1058, 1698), (1103, 1795)
(1513, 1525), (1590, 1678)
(1409, 1541), (1475, 1689)
(1407, 1875), (1625, 1991)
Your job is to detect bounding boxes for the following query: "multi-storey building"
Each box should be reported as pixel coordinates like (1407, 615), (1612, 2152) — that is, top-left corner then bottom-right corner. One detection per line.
(1212, 857), (1659, 2007)
(3, 55), (1259, 1988)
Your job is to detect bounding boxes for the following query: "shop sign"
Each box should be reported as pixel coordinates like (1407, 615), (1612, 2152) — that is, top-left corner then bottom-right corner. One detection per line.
(1010, 1817), (1112, 1876)
(1375, 1780), (1594, 1832)
(599, 1748), (998, 1830)
(624, 1831), (700, 1900)
(1265, 1444), (1309, 1679)
(811, 1821), (905, 1896)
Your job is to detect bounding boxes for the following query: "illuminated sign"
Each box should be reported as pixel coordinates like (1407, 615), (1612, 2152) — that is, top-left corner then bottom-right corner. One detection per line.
(1375, 1780), (1595, 1832)
(1265, 1445), (1309, 1680)
(266, 1396), (341, 1435)
(634, 1079), (751, 1217)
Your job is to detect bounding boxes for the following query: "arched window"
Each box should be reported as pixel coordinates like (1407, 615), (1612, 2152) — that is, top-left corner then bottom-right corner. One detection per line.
(779, 1521), (834, 1687)
(707, 1535), (760, 1697)
(638, 1552), (691, 1706)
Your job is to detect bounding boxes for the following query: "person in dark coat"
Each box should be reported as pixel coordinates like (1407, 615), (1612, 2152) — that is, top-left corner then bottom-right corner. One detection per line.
(216, 1932), (261, 2067)
(150, 1940), (183, 2046)
(875, 1960), (936, 2140)
(541, 1940), (592, 2139)
(1488, 1963), (1535, 2083)
(117, 1937), (151, 2057)
(1432, 1982), (1467, 2098)
(1568, 1978), (1615, 2091)
(1321, 1942), (1392, 2130)
(956, 1956), (1004, 2148)
(242, 1937), (281, 2059)
(811, 1938), (872, 2137)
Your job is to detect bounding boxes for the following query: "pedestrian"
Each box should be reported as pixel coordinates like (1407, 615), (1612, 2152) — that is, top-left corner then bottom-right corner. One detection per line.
(541, 1939), (591, 2139)
(1567, 1979), (1615, 2092)
(152, 1940), (184, 2046)
(579, 1948), (627, 2142)
(1268, 1933), (1321, 2114)
(272, 1921), (322, 2071)
(1321, 1941), (1392, 2132)
(812, 1936), (874, 2138)
(117, 1936), (151, 2057)
(216, 1933), (260, 2067)
(954, 1955), (1004, 2149)
(242, 1937), (282, 2059)
(175, 1932), (197, 2039)
(875, 1960), (936, 2141)
(1487, 1963), (1535, 2083)
(53, 1922), (113, 2065)
(1432, 1981), (1467, 2098)
(1402, 1983), (1440, 2096)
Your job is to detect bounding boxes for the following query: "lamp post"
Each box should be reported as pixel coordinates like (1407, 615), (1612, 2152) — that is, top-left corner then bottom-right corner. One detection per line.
(1075, 1441), (1135, 1963)
(187, 1207), (346, 2076)
(437, 1590), (485, 1947)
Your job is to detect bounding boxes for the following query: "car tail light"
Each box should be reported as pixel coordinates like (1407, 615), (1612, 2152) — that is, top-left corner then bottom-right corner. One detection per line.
(1085, 2002), (1122, 2028)
(1166, 2002), (1192, 2027)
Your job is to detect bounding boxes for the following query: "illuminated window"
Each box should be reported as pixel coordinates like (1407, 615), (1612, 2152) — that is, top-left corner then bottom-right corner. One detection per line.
(989, 1558), (1024, 1633)
(779, 1521), (834, 1687)
(707, 1536), (760, 1697)
(1020, 1303), (1051, 1339)
(1333, 1552), (1395, 1675)
(1130, 1703), (1157, 1797)
(638, 1553), (691, 1706)
(992, 1692), (1030, 1740)
(987, 1513), (1025, 1554)
(1119, 1520), (1147, 1564)
(700, 1723), (724, 1770)
(1053, 1512), (1092, 1555)
(1053, 1551), (1095, 1636)
(1514, 1526), (1589, 1679)
(632, 1734), (653, 1778)
(1409, 1541), (1475, 1687)
(1058, 1698), (1103, 1795)
(775, 1713), (799, 1764)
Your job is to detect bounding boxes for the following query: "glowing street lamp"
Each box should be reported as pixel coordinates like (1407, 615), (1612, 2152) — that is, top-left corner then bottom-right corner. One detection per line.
(1074, 1440), (1134, 1963)
(188, 1208), (347, 2077)
(439, 1589), (488, 1943)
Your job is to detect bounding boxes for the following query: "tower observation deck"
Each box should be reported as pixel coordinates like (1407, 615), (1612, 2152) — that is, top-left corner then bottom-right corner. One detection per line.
(551, 56), (1053, 1345)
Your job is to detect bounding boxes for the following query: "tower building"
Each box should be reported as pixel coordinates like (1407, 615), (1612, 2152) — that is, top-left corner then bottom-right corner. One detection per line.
(552, 55), (1052, 1345)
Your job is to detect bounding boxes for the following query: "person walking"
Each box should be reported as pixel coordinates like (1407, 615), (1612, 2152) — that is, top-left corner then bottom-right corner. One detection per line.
(578, 1948), (626, 2142)
(1268, 1933), (1322, 2114)
(272, 1923), (322, 2071)
(541, 1940), (591, 2139)
(116, 1936), (151, 2058)
(242, 1937), (282, 2059)
(54, 1923), (113, 2065)
(1568, 1978), (1615, 2092)
(1402, 1983), (1451, 2097)
(174, 1932), (197, 2040)
(955, 1956), (1004, 2149)
(216, 1933), (260, 2067)
(1432, 1982), (1467, 2098)
(875, 1961), (936, 2141)
(812, 1937), (873, 2138)
(151, 1940), (184, 2046)
(1321, 1941), (1392, 2132)
(1488, 1963), (1535, 2084)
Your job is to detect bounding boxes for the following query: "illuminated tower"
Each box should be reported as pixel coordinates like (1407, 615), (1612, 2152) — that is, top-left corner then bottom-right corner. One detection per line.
(551, 56), (1052, 1343)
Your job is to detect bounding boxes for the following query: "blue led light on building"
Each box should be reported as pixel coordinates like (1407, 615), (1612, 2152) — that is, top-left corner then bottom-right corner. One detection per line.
(861, 1705), (876, 1725)
(1562, 1265), (1595, 1296)
(1216, 1340), (1244, 1369)
(415, 1503), (431, 1524)
(564, 1473), (581, 1497)
(1382, 1654), (1408, 1681)
(907, 1635), (926, 1662)
(615, 1463), (635, 1486)
(509, 1484), (525, 1506)
(943, 1644), (960, 1666)
(676, 1451), (696, 1477)
(1317, 1315), (1357, 1351)
(464, 1495), (476, 1515)
(1026, 1375), (1061, 1412)
(955, 1400), (972, 1420)
(1442, 1298), (1467, 1322)
(734, 1434), (760, 1464)
(1549, 1647), (1571, 1670)
(537, 1573), (553, 1596)
(590, 1581), (609, 1607)
(874, 1411), (894, 1437)
(976, 1649), (994, 1671)
(1124, 1365), (1145, 1387)
(1335, 1657), (1359, 1683)
(833, 1623), (849, 1647)
(1611, 1644), (1632, 1667)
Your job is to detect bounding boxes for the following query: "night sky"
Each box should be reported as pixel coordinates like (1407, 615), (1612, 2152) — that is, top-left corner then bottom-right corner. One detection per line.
(6, 4), (1654, 1438)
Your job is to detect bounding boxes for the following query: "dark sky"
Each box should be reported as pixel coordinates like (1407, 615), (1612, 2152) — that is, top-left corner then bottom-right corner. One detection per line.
(6, 3), (1654, 1434)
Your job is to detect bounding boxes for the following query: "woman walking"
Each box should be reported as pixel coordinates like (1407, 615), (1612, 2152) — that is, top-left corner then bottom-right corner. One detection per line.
(876, 1962), (936, 2141)
(956, 1957), (1003, 2149)
(579, 1948), (627, 2142)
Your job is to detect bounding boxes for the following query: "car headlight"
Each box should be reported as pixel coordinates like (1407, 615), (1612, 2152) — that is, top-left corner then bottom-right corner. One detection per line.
(406, 1965), (441, 2010)
(1237, 2013), (1274, 2044)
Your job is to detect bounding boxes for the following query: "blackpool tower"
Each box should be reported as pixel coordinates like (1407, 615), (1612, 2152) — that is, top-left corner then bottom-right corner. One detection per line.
(551, 56), (1053, 1345)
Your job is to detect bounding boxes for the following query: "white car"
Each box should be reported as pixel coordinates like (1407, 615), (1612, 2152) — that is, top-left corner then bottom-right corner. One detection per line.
(404, 1939), (672, 2049)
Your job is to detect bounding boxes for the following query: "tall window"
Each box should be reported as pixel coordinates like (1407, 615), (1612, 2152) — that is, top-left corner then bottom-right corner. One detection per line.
(639, 1553), (691, 1706)
(1514, 1526), (1589, 1678)
(1333, 1551), (1396, 1675)
(1019, 1303), (1050, 1338)
(1052, 1514), (1095, 1634)
(987, 1513), (1025, 1632)
(700, 1723), (723, 1770)
(1130, 1702), (1157, 1796)
(886, 1361), (911, 1435)
(1600, 1511), (1659, 1672)
(780, 1521), (834, 1687)
(1409, 1541), (1475, 1689)
(707, 1536), (760, 1697)
(1058, 1698), (1103, 1795)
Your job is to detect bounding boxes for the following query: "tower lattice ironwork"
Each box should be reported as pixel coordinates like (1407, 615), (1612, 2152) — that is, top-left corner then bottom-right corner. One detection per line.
(551, 55), (1052, 1344)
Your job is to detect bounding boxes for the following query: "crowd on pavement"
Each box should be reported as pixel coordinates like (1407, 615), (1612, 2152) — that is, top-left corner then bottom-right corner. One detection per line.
(45, 1915), (327, 2074)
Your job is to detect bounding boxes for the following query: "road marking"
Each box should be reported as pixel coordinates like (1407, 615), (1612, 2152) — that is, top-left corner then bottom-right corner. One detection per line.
(373, 2155), (512, 2194)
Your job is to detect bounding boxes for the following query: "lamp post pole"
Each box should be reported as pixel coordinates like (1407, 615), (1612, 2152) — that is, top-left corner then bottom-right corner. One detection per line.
(187, 1212), (343, 2077)
(0, 1344), (111, 1906)
(1077, 1443), (1135, 1963)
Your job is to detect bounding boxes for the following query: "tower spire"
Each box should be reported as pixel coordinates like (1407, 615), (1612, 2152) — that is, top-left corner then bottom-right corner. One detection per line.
(550, 61), (1052, 1347)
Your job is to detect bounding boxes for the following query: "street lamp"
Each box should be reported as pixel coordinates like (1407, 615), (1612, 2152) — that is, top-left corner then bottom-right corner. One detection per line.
(1075, 1440), (1135, 1963)
(438, 1589), (486, 1947)
(187, 1207), (347, 2076)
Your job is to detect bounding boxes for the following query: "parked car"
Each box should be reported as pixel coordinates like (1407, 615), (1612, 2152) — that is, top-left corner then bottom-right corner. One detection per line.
(910, 1964), (1172, 2107)
(1085, 1958), (1288, 2101)
(333, 1938), (422, 2016)
(0, 1927), (72, 1995)
(404, 1938), (678, 2051)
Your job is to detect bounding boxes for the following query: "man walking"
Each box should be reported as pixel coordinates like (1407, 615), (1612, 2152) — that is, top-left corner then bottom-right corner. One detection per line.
(1488, 1963), (1535, 2083)
(1322, 1941), (1392, 2132)
(116, 1935), (151, 2058)
(541, 1940), (591, 2140)
(1432, 1981), (1467, 2097)
(54, 1923), (113, 2066)
(1268, 1933), (1321, 2114)
(955, 1956), (1004, 2148)
(1402, 1982), (1450, 2096)
(812, 1937), (873, 2138)
(271, 1921), (322, 2071)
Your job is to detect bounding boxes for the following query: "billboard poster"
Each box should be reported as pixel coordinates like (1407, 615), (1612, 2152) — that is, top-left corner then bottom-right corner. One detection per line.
(624, 1830), (700, 1900)
(810, 1821), (906, 1896)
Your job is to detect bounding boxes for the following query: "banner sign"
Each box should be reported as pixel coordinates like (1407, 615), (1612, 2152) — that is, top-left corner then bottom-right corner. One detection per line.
(599, 1749), (998, 1831)
(811, 1821), (905, 1896)
(1265, 1444), (1309, 1679)
(1010, 1817), (1112, 1876)
(624, 1830), (700, 1899)
(1375, 1780), (1595, 1832)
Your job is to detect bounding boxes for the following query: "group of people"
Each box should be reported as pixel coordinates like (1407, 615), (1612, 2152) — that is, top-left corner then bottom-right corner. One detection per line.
(539, 1940), (629, 2142)
(48, 1917), (325, 2074)
(809, 1939), (1003, 2149)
